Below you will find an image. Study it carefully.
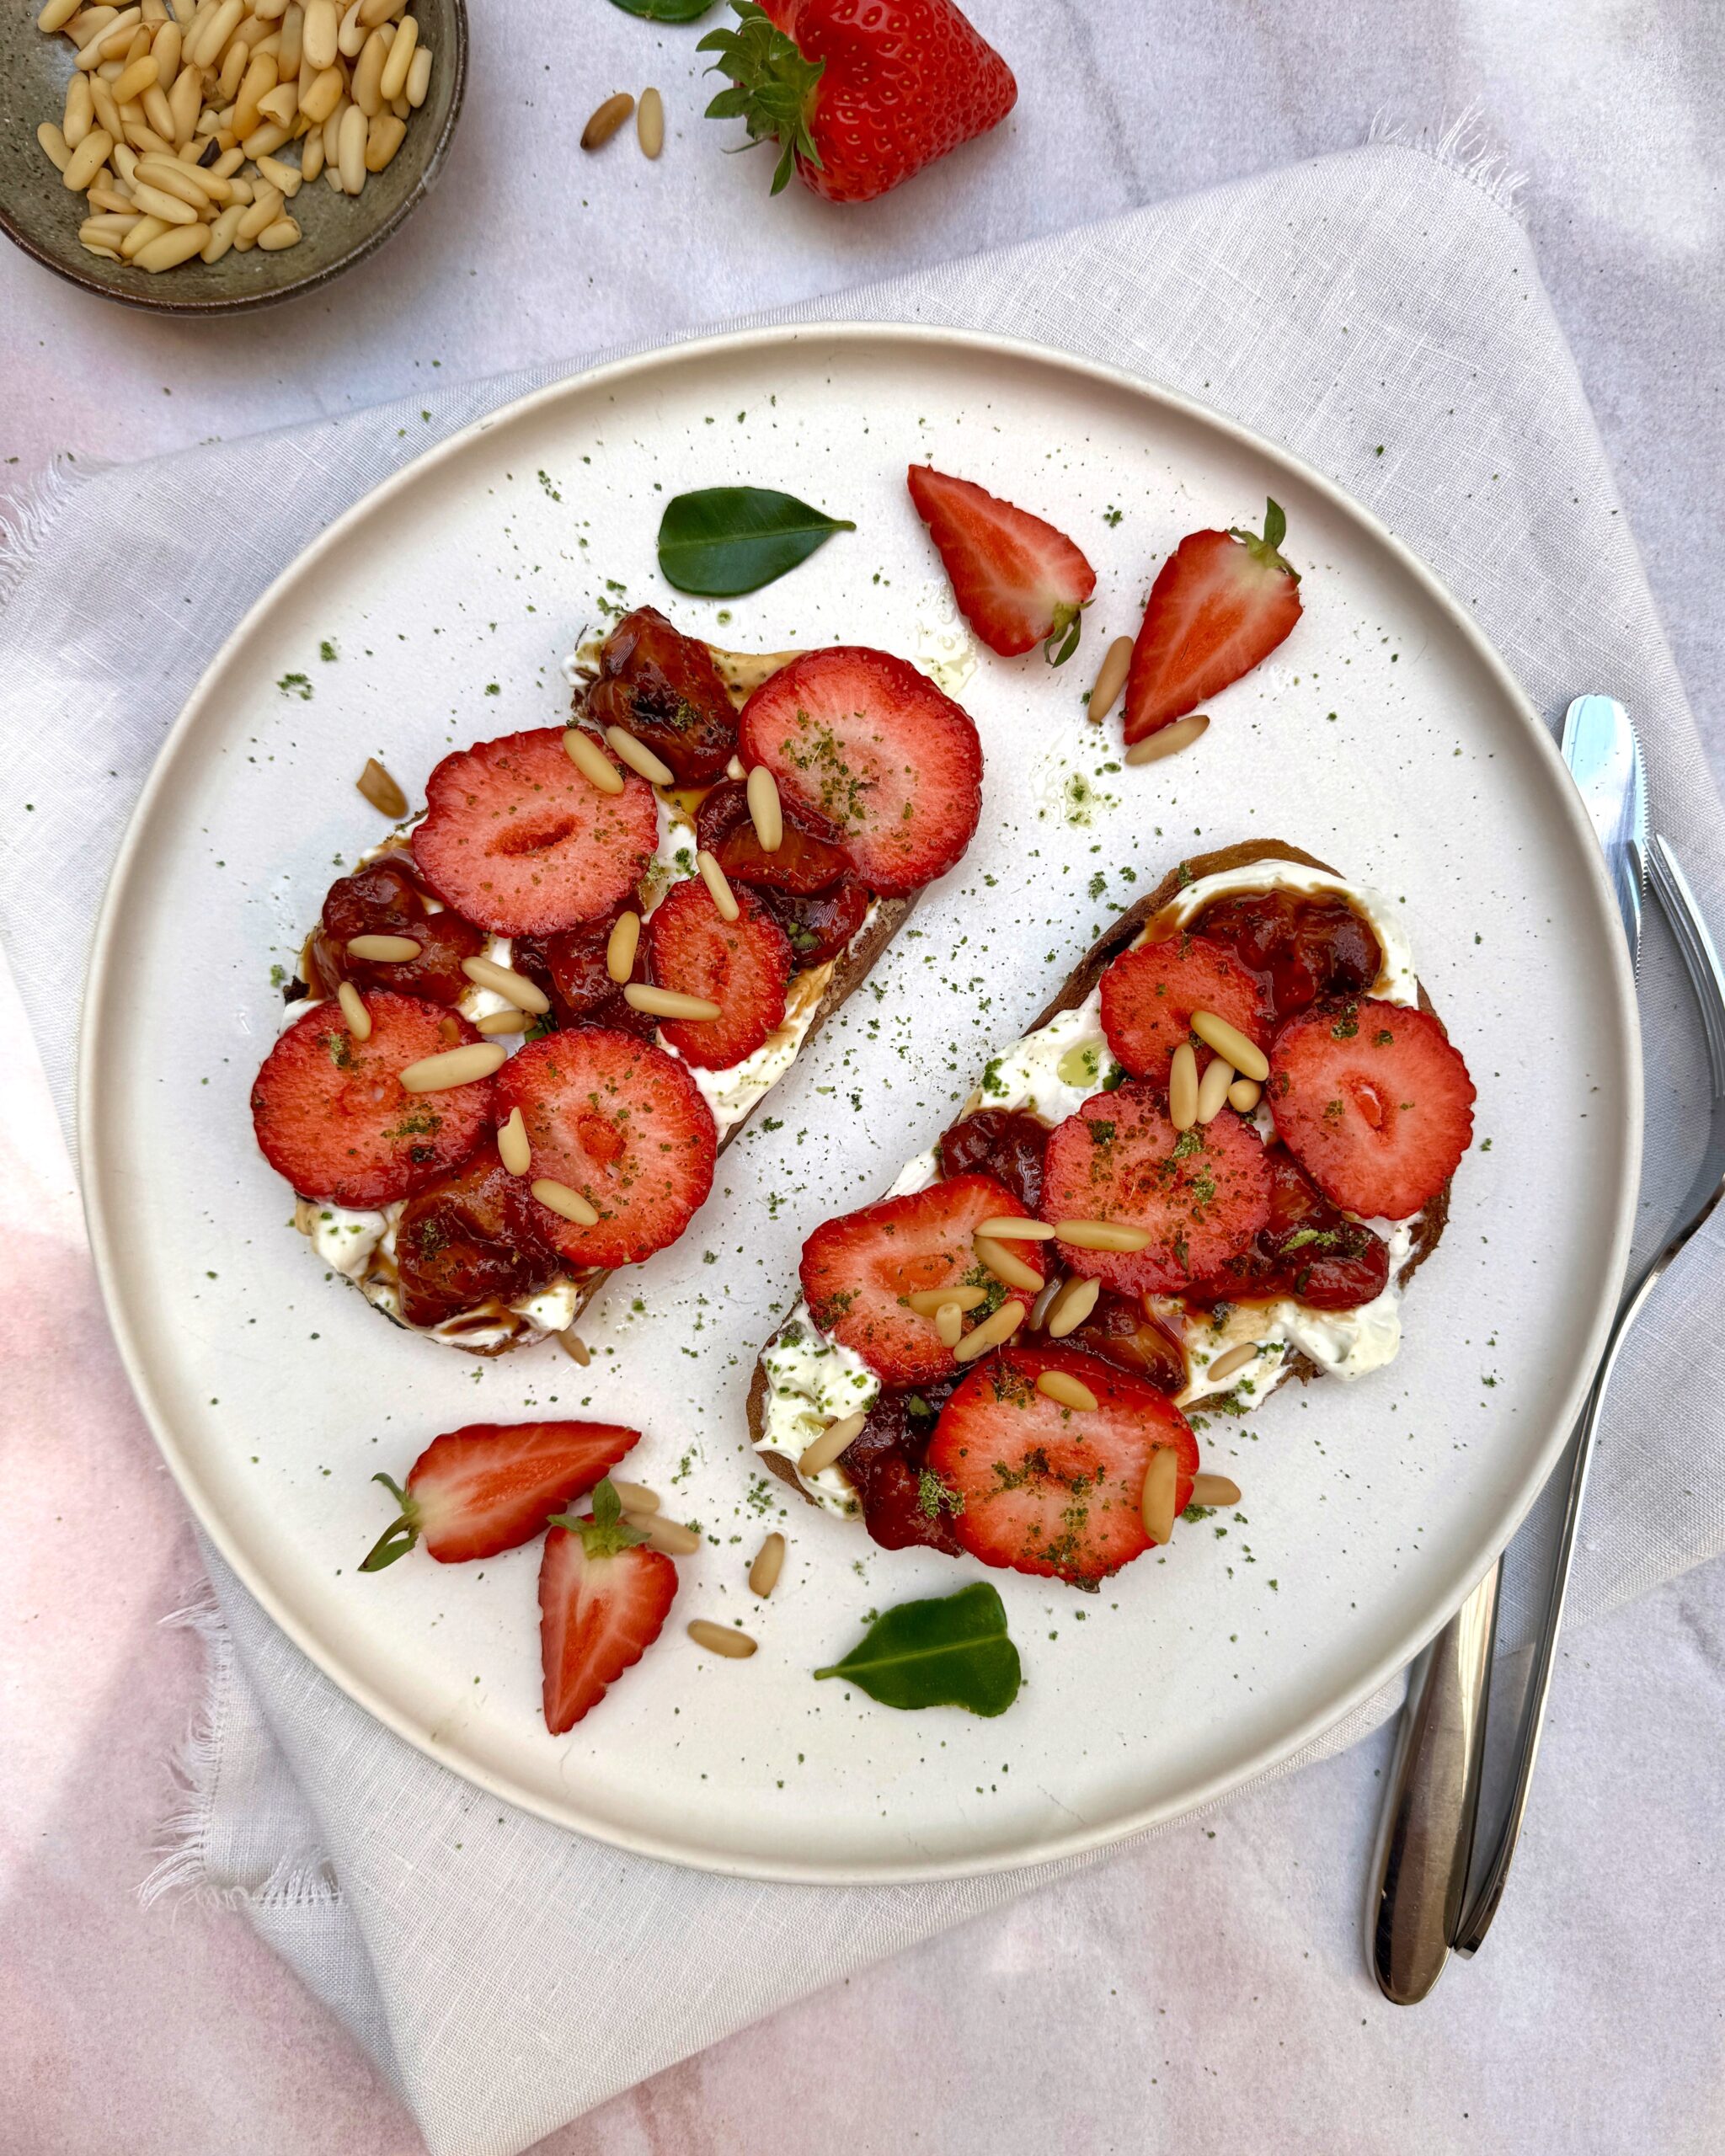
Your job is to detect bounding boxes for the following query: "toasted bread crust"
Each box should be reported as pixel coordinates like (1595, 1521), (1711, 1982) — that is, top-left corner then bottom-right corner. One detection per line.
(747, 837), (1455, 1487)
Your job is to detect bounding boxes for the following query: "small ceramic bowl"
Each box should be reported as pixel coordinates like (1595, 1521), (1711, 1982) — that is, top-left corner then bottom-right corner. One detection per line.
(0, 0), (466, 316)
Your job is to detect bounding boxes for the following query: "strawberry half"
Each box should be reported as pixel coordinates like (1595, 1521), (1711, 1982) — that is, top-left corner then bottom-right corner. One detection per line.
(1039, 1082), (1272, 1294)
(926, 1342), (1197, 1587)
(1268, 1000), (1475, 1220)
(906, 465), (1096, 662)
(539, 1480), (679, 1734)
(700, 0), (1017, 206)
(1099, 932), (1273, 1086)
(738, 646), (982, 896)
(250, 991), (493, 1209)
(495, 1028), (718, 1269)
(1123, 500), (1303, 743)
(412, 727), (660, 937)
(644, 876), (792, 1070)
(798, 1171), (1043, 1386)
(360, 1421), (640, 1570)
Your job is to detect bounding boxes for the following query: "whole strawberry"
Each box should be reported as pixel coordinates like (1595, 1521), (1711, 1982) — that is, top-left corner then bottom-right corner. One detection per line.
(700, 0), (1017, 205)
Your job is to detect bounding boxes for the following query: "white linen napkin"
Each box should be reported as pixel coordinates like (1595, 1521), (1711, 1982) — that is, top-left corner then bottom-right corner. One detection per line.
(3, 131), (1722, 2156)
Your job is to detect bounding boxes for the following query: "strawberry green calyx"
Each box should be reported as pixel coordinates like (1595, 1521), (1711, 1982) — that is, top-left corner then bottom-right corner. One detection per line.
(699, 2), (825, 196)
(360, 1472), (420, 1572)
(548, 1477), (650, 1559)
(1043, 599), (1087, 668)
(1226, 497), (1300, 583)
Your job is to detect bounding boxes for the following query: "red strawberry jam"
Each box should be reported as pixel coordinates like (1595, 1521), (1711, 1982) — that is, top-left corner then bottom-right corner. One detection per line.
(1185, 1145), (1390, 1310)
(1194, 889), (1381, 1025)
(311, 855), (485, 1007)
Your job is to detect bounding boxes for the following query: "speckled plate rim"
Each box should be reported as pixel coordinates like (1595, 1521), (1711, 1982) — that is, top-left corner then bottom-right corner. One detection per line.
(78, 321), (1642, 1882)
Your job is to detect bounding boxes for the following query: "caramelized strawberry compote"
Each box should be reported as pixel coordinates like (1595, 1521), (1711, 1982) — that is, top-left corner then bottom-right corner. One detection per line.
(839, 1377), (963, 1556)
(312, 856), (485, 1006)
(1065, 1289), (1187, 1393)
(937, 1107), (1049, 1214)
(512, 918), (655, 1040)
(394, 1143), (563, 1331)
(585, 606), (739, 785)
(694, 778), (868, 972)
(1194, 889), (1380, 1024)
(1186, 1146), (1390, 1310)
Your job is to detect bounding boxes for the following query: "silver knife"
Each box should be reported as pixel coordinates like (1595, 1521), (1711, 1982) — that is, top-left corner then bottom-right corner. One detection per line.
(1368, 694), (1646, 2002)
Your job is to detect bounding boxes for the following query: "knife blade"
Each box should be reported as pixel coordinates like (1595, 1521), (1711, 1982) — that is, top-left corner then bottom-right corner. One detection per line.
(1560, 694), (1648, 966)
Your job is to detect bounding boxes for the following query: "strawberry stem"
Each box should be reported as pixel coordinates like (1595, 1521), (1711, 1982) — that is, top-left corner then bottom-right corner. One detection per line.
(1043, 600), (1087, 667)
(549, 1476), (651, 1559)
(360, 1471), (419, 1572)
(698, 2), (825, 197)
(1226, 497), (1300, 582)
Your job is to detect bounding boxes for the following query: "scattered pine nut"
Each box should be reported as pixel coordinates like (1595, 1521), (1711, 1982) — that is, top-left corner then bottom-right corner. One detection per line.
(496, 1105), (531, 1177)
(461, 953), (550, 1015)
(1124, 712), (1210, 766)
(336, 979), (370, 1038)
(634, 1514), (701, 1556)
(63, 128), (115, 189)
(601, 723), (674, 787)
(1204, 1340), (1260, 1385)
(610, 1479), (659, 1514)
(136, 220), (210, 268)
(475, 1009), (531, 1036)
(1087, 634), (1133, 723)
(1227, 1078), (1262, 1114)
(1140, 1448), (1179, 1545)
(335, 99), (365, 190)
(346, 931), (420, 962)
(907, 1283), (987, 1316)
(562, 726), (625, 793)
(557, 1331), (591, 1365)
(934, 1300), (964, 1348)
(1037, 1369), (1098, 1413)
(1168, 1040), (1199, 1130)
(696, 849), (740, 923)
(581, 91), (633, 151)
(975, 1216), (1055, 1241)
(201, 200), (243, 259)
(606, 910), (641, 985)
(688, 1620), (757, 1660)
(377, 9), (414, 99)
(1044, 1274), (1100, 1339)
(37, 121), (72, 172)
(637, 84), (664, 158)
(1055, 1218), (1152, 1252)
(1190, 1009), (1268, 1083)
(355, 755), (408, 818)
(798, 1409), (866, 1477)
(531, 1177), (600, 1227)
(746, 764), (782, 852)
(364, 109), (404, 170)
(748, 1532), (785, 1598)
(254, 152), (302, 195)
(973, 1234), (1044, 1295)
(1195, 1051), (1235, 1124)
(1192, 1471), (1242, 1508)
(398, 1041), (507, 1092)
(623, 983), (721, 1023)
(953, 1299), (1027, 1363)
(405, 41), (430, 107)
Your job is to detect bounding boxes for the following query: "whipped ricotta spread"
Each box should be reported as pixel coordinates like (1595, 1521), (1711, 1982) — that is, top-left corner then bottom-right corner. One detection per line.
(756, 858), (1429, 1502)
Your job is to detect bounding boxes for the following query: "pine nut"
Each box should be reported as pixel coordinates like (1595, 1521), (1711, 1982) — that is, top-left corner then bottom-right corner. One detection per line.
(688, 1620), (756, 1659)
(1037, 1370), (1098, 1412)
(1227, 1078), (1262, 1113)
(974, 1235), (1043, 1294)
(63, 70), (94, 145)
(1196, 1052), (1235, 1123)
(581, 91), (633, 150)
(336, 979), (370, 1039)
(623, 984), (720, 1023)
(1055, 1219), (1152, 1251)
(637, 83), (663, 158)
(301, 0), (335, 67)
(189, 0), (238, 66)
(259, 212), (302, 249)
(335, 99), (365, 190)
(355, 755), (407, 817)
(276, 0), (302, 74)
(119, 212), (170, 256)
(605, 910), (640, 985)
(603, 724), (674, 787)
(168, 60), (200, 139)
(294, 67), (339, 120)
(138, 150), (227, 198)
(798, 1410), (866, 1477)
(63, 128), (115, 189)
(335, 0), (366, 56)
(357, 0), (398, 24)
(112, 52), (158, 102)
(200, 198), (243, 255)
(953, 1299), (1027, 1363)
(1192, 1471), (1242, 1508)
(1204, 1340), (1260, 1385)
(40, 0), (84, 29)
(562, 726), (624, 793)
(301, 128), (323, 178)
(557, 1331), (590, 1365)
(346, 931), (419, 961)
(76, 8), (136, 64)
(748, 1531), (785, 1598)
(745, 764), (782, 852)
(37, 123), (72, 173)
(88, 75), (122, 138)
(66, 8), (119, 51)
(610, 1480), (659, 1513)
(151, 17), (179, 83)
(404, 40), (430, 106)
(634, 1514), (700, 1556)
(131, 179), (200, 222)
(235, 178), (282, 236)
(1169, 1040), (1199, 1130)
(1124, 712), (1210, 766)
(531, 1177), (600, 1226)
(1190, 1010), (1268, 1084)
(135, 218), (209, 266)
(696, 849), (740, 923)
(461, 953), (550, 1015)
(1140, 1448), (1179, 1545)
(216, 38), (248, 103)
(142, 82), (176, 134)
(934, 1300), (964, 1348)
(975, 1216), (1055, 1240)
(907, 1284), (987, 1315)
(398, 1041), (507, 1092)
(1044, 1274), (1100, 1338)
(364, 109), (403, 169)
(80, 239), (121, 259)
(350, 26), (386, 114)
(1087, 634), (1133, 723)
(253, 83), (295, 125)
(377, 7), (413, 98)
(475, 1009), (531, 1037)
(496, 1106), (531, 1176)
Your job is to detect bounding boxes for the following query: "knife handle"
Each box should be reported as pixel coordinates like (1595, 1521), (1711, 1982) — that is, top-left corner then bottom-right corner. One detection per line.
(1367, 1561), (1500, 2004)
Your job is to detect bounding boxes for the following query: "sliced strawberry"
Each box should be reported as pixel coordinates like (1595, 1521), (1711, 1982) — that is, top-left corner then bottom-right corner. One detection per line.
(906, 465), (1096, 661)
(495, 1028), (718, 1269)
(644, 876), (791, 1070)
(412, 727), (659, 937)
(738, 647), (982, 896)
(1099, 931), (1272, 1084)
(538, 1481), (679, 1734)
(798, 1172), (1044, 1386)
(1268, 1000), (1475, 1219)
(251, 991), (492, 1208)
(926, 1343), (1197, 1587)
(756, 878), (871, 970)
(585, 606), (739, 786)
(1039, 1082), (1271, 1294)
(393, 1142), (563, 1331)
(1186, 1145), (1391, 1310)
(695, 776), (855, 894)
(312, 855), (484, 1007)
(1123, 500), (1303, 742)
(360, 1421), (640, 1570)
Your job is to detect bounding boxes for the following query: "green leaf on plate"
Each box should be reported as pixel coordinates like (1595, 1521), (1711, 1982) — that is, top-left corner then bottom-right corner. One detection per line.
(657, 487), (856, 597)
(814, 1581), (1023, 1718)
(607, 0), (718, 23)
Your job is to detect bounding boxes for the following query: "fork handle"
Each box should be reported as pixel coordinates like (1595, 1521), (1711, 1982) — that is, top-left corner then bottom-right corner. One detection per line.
(1368, 1561), (1500, 2002)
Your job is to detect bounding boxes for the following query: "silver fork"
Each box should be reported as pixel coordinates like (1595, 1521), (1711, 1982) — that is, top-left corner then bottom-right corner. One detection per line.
(1450, 835), (1725, 1954)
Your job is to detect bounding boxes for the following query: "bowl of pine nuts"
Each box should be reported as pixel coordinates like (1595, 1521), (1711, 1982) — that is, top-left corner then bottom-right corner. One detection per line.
(2, 0), (466, 312)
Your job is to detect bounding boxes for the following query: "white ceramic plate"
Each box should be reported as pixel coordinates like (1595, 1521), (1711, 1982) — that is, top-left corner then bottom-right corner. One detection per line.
(81, 325), (1640, 1882)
